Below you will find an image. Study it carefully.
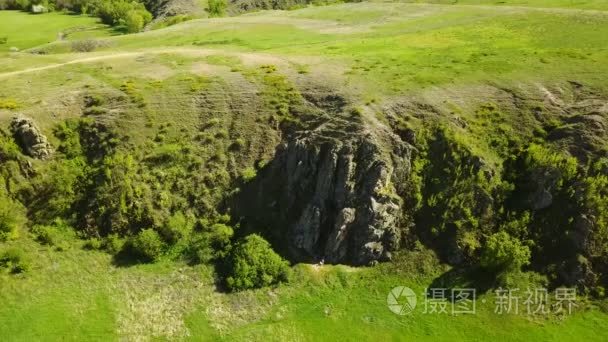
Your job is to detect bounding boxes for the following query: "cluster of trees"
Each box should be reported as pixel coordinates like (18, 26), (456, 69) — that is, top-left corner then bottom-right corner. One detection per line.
(412, 126), (608, 291)
(0, 116), (290, 291)
(0, 0), (153, 32)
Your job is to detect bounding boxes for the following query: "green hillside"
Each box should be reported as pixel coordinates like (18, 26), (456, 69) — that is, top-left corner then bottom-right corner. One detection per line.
(1, 1), (607, 340)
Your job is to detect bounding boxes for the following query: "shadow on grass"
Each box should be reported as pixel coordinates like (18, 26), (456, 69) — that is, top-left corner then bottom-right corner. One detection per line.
(111, 245), (144, 267)
(428, 266), (497, 301)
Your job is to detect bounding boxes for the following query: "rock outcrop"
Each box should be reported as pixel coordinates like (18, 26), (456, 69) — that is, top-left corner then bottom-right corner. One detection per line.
(236, 127), (412, 265)
(10, 116), (52, 159)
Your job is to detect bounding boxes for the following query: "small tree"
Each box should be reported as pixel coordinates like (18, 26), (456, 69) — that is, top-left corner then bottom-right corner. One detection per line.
(226, 234), (290, 291)
(124, 10), (145, 33)
(480, 231), (531, 273)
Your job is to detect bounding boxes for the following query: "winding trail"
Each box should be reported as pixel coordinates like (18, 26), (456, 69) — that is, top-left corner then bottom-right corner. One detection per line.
(0, 48), (221, 79)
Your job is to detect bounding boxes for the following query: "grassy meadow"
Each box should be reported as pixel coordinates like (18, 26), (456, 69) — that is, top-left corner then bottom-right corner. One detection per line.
(0, 11), (113, 52)
(2, 238), (608, 341)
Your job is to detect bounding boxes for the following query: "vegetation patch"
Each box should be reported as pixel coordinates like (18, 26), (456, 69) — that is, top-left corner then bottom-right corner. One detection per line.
(225, 234), (291, 291)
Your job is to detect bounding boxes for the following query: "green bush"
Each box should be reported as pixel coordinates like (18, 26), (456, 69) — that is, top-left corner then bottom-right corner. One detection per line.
(123, 9), (147, 33)
(83, 237), (103, 250)
(480, 231), (531, 273)
(94, 0), (152, 32)
(240, 167), (257, 183)
(24, 158), (86, 224)
(103, 234), (126, 254)
(0, 130), (21, 160)
(54, 119), (84, 158)
(130, 228), (164, 261)
(0, 247), (31, 274)
(160, 211), (193, 243)
(226, 234), (291, 291)
(0, 197), (26, 241)
(189, 222), (234, 263)
(31, 219), (74, 250)
(207, 0), (226, 17)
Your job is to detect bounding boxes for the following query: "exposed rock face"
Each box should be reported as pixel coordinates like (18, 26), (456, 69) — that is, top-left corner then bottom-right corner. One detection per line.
(10, 116), (52, 159)
(143, 0), (203, 28)
(236, 129), (412, 265)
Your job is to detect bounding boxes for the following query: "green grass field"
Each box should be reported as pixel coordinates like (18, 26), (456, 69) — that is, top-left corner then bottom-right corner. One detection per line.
(0, 11), (113, 52)
(398, 0), (608, 10)
(2, 239), (607, 341)
(1, 1), (608, 340)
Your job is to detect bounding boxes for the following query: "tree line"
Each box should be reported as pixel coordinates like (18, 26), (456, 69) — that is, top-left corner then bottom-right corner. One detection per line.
(0, 0), (153, 32)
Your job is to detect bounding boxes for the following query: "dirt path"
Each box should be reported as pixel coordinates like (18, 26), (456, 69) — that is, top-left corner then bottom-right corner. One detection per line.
(0, 48), (222, 79)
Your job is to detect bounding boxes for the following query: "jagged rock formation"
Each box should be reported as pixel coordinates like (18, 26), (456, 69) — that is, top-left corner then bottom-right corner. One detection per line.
(10, 116), (52, 159)
(236, 122), (412, 265)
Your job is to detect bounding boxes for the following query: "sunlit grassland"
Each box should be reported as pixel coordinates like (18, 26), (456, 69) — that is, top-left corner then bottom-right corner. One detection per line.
(82, 3), (608, 95)
(0, 11), (113, 52)
(394, 0), (608, 11)
(3, 3), (607, 95)
(2, 237), (608, 341)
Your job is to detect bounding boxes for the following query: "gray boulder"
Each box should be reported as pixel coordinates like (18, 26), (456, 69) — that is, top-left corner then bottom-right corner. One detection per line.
(10, 116), (52, 159)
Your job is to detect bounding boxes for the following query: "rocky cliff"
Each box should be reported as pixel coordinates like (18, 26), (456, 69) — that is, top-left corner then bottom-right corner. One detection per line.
(235, 110), (412, 265)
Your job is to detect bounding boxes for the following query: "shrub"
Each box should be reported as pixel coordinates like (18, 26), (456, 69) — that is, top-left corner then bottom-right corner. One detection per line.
(205, 117), (221, 128)
(229, 138), (246, 151)
(71, 39), (98, 53)
(207, 0), (226, 17)
(54, 119), (84, 158)
(24, 158), (86, 224)
(103, 234), (126, 254)
(480, 231), (531, 273)
(240, 167), (257, 183)
(14, 0), (30, 10)
(84, 106), (108, 116)
(124, 10), (146, 33)
(83, 237), (103, 250)
(0, 37), (7, 44)
(31, 219), (74, 250)
(0, 198), (26, 241)
(189, 222), (234, 263)
(94, 0), (152, 32)
(130, 228), (164, 261)
(225, 234), (291, 291)
(0, 131), (21, 160)
(0, 247), (31, 274)
(160, 211), (193, 243)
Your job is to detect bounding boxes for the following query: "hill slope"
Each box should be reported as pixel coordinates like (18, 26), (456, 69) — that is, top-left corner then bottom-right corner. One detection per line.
(1, 1), (608, 340)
